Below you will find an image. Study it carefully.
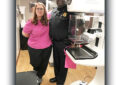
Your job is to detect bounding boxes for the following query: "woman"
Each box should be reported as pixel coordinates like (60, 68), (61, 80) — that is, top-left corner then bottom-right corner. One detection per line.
(22, 2), (52, 84)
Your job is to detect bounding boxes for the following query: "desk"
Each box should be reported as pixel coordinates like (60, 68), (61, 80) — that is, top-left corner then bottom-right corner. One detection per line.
(65, 46), (105, 85)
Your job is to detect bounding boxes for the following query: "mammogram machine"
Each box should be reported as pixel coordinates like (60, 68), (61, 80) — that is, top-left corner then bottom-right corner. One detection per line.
(64, 0), (105, 85)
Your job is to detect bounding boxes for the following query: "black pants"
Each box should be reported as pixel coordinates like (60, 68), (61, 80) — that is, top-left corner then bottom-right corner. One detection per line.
(28, 45), (52, 78)
(53, 41), (68, 84)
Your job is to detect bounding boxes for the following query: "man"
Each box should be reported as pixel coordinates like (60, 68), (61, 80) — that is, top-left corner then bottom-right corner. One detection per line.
(49, 0), (72, 85)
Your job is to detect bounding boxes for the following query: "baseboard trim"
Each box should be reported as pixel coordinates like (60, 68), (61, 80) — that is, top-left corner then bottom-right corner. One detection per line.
(16, 49), (20, 65)
(49, 62), (54, 67)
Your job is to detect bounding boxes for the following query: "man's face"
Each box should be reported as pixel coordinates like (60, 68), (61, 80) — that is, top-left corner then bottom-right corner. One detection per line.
(56, 0), (66, 8)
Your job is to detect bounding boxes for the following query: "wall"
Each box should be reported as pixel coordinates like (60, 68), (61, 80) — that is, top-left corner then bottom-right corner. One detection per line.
(16, 0), (37, 22)
(16, 9), (21, 61)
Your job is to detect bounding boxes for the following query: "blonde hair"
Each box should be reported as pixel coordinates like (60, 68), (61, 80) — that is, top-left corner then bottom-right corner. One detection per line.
(32, 2), (48, 26)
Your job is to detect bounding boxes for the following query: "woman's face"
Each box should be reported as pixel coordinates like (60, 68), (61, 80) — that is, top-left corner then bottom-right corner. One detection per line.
(36, 4), (44, 18)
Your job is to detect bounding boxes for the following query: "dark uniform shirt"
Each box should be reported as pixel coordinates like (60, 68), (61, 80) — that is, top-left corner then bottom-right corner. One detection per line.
(49, 5), (69, 41)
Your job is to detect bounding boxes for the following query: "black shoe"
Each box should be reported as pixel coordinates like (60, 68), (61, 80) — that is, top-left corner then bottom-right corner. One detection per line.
(49, 77), (57, 83)
(57, 84), (64, 85)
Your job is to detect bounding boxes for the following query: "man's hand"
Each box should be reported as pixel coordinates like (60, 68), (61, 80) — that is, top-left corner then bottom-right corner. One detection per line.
(22, 31), (29, 38)
(64, 38), (73, 46)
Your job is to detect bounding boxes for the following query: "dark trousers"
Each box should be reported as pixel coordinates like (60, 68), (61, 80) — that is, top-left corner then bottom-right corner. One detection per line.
(28, 45), (52, 78)
(53, 41), (68, 84)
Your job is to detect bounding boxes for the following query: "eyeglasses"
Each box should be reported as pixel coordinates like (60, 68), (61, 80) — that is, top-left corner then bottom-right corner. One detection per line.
(36, 8), (44, 11)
